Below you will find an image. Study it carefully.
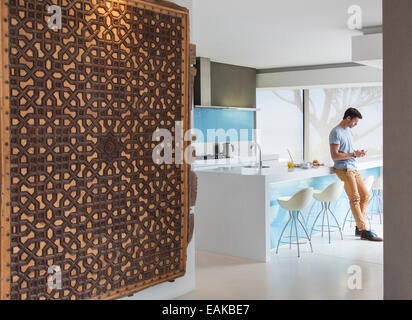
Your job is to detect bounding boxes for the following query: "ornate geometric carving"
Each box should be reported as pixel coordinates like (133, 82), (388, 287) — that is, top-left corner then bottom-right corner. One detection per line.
(97, 133), (122, 161)
(1, 0), (189, 300)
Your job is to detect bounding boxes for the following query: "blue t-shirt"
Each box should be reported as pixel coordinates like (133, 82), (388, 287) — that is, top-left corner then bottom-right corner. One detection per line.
(329, 125), (357, 170)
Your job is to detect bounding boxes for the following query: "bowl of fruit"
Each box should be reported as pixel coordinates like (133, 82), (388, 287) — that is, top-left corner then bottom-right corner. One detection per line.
(312, 160), (324, 167)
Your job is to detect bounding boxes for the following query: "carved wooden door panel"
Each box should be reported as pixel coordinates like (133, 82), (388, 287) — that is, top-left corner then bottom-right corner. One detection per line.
(0, 0), (190, 300)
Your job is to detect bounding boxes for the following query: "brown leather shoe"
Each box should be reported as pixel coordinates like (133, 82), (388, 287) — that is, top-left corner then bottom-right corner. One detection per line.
(360, 230), (383, 242)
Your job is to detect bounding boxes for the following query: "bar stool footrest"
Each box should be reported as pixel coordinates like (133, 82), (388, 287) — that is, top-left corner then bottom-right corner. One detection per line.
(279, 236), (310, 245)
(312, 225), (342, 233)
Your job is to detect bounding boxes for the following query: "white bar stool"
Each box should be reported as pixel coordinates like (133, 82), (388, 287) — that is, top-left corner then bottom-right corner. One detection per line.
(342, 176), (374, 230)
(310, 181), (344, 243)
(276, 188), (314, 258)
(369, 175), (383, 224)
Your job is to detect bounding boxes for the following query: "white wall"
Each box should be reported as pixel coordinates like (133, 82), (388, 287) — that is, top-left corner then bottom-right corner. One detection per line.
(257, 65), (382, 90)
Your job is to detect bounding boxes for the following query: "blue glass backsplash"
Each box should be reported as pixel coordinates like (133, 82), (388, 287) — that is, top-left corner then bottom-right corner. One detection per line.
(194, 108), (255, 143)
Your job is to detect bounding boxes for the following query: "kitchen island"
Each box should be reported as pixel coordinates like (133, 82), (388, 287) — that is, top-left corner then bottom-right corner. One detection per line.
(194, 157), (383, 262)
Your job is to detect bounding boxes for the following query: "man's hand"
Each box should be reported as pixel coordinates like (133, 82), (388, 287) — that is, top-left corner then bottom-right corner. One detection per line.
(355, 150), (367, 158)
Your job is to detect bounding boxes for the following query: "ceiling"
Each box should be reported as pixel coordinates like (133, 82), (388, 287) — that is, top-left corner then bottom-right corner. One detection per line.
(191, 0), (382, 69)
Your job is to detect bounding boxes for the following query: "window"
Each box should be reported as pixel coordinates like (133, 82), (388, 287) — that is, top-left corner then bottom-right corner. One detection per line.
(256, 89), (304, 162)
(307, 86), (383, 163)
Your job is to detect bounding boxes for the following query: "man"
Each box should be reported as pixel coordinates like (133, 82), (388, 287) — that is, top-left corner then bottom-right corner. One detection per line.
(329, 107), (383, 241)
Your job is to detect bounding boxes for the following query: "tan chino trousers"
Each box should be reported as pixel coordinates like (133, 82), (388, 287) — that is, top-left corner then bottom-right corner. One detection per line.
(334, 168), (370, 231)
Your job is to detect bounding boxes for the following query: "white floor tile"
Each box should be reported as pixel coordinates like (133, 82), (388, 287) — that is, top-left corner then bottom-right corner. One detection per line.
(176, 221), (383, 300)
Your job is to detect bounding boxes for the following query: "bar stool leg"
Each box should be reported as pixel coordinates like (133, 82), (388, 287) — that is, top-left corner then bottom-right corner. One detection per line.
(299, 212), (308, 230)
(297, 210), (313, 253)
(321, 203), (325, 237)
(311, 202), (344, 242)
(325, 202), (331, 243)
(276, 211), (292, 254)
(327, 202), (343, 240)
(293, 211), (300, 258)
(305, 199), (317, 228)
(310, 203), (324, 238)
(342, 207), (351, 230)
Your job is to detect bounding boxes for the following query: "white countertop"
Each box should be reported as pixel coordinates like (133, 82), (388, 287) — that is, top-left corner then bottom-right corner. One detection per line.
(195, 156), (383, 183)
(193, 154), (279, 167)
(195, 156), (383, 262)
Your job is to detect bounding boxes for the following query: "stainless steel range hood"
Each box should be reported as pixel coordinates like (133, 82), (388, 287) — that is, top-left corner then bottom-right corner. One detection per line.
(194, 57), (258, 111)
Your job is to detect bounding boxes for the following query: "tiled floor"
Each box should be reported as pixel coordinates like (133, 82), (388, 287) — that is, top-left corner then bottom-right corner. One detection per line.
(176, 219), (383, 300)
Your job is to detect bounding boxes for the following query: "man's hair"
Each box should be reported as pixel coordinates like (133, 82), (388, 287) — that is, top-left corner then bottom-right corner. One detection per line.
(343, 107), (363, 120)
